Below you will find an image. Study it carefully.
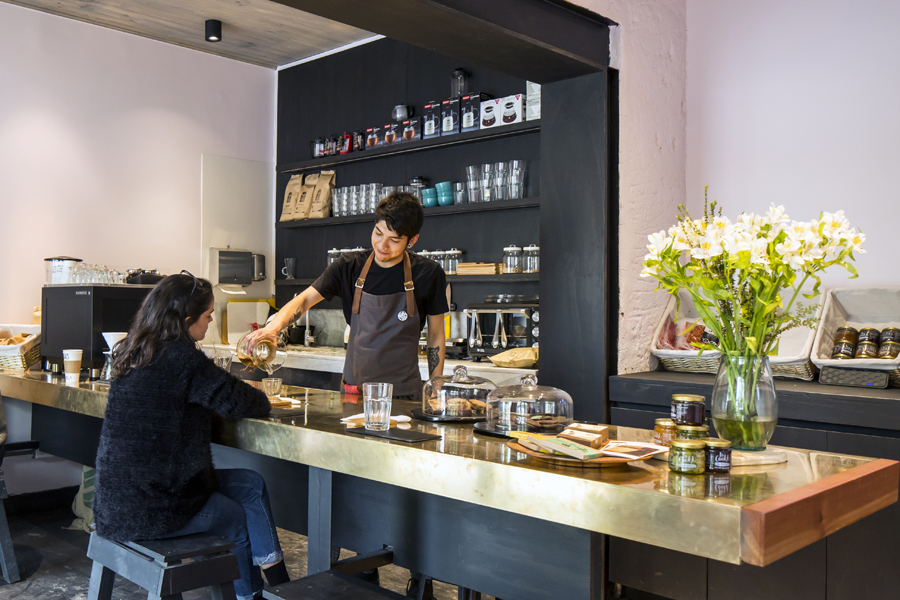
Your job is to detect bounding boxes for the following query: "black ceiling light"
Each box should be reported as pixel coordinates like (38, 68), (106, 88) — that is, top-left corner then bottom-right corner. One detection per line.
(205, 19), (222, 43)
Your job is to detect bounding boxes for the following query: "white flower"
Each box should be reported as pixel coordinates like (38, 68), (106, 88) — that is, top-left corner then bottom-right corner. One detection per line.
(640, 264), (658, 277)
(801, 241), (824, 261)
(691, 236), (723, 260)
(646, 230), (670, 255)
(672, 230), (692, 251)
(775, 237), (801, 256)
(765, 204), (790, 227)
(849, 231), (866, 253)
(787, 221), (816, 243)
(721, 231), (752, 255)
(822, 240), (841, 260)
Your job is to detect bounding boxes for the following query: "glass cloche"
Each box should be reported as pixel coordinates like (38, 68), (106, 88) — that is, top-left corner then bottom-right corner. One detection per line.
(486, 374), (574, 433)
(422, 365), (497, 418)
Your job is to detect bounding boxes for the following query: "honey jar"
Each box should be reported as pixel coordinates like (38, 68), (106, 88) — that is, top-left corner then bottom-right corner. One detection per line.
(855, 341), (879, 359)
(833, 326), (859, 345)
(878, 342), (900, 359)
(880, 328), (900, 345)
(858, 328), (881, 344)
(832, 341), (856, 360)
(654, 418), (678, 447)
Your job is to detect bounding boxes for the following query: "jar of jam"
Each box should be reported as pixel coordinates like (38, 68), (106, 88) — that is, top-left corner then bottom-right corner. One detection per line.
(880, 328), (900, 345)
(834, 326), (859, 345)
(706, 472), (732, 497)
(701, 438), (732, 473)
(855, 341), (879, 359)
(675, 424), (709, 440)
(832, 341), (856, 359)
(654, 418), (678, 447)
(668, 440), (706, 475)
(859, 328), (881, 344)
(668, 472), (707, 498)
(670, 394), (706, 425)
(879, 341), (900, 359)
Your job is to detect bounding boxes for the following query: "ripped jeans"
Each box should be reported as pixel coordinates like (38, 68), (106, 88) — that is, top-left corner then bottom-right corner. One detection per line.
(161, 469), (283, 600)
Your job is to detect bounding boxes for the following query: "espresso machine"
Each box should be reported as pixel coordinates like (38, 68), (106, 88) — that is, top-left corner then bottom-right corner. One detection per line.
(41, 285), (155, 372)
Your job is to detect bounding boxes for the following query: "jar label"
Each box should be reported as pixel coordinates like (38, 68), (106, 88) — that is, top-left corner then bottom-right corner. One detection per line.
(832, 341), (856, 359)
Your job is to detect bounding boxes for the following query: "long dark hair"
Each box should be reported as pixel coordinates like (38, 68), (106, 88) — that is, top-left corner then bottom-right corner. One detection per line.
(110, 273), (214, 379)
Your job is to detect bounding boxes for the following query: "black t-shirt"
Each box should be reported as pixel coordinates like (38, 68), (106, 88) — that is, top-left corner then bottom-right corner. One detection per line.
(312, 250), (449, 330)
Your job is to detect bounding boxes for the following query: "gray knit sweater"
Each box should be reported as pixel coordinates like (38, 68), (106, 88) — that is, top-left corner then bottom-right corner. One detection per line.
(93, 341), (270, 541)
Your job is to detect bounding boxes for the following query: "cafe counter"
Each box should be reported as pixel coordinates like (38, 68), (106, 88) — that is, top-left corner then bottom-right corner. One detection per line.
(0, 370), (896, 599)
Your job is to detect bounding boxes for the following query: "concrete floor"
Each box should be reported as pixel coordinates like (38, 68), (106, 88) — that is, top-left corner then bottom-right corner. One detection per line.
(0, 506), (491, 600)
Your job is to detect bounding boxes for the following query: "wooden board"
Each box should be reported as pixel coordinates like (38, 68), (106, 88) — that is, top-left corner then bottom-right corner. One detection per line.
(507, 440), (654, 469)
(740, 458), (900, 567)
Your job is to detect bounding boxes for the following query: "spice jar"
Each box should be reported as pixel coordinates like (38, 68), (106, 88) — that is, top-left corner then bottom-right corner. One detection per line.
(859, 328), (881, 344)
(879, 342), (900, 359)
(702, 438), (732, 473)
(881, 328), (900, 345)
(503, 245), (523, 274)
(833, 326), (859, 345)
(668, 440), (706, 475)
(654, 418), (677, 447)
(675, 424), (709, 440)
(832, 341), (856, 360)
(855, 341), (879, 359)
(670, 394), (706, 425)
(523, 245), (540, 274)
(447, 249), (462, 275)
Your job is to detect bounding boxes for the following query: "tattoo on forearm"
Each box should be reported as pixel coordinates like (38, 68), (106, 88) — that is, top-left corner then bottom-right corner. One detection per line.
(428, 347), (440, 375)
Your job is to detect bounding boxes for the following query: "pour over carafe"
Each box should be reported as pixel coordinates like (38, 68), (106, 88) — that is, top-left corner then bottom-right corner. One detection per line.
(234, 333), (287, 374)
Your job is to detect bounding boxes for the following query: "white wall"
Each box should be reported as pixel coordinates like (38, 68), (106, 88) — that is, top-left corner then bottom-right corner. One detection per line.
(0, 2), (276, 322)
(686, 0), (900, 290)
(569, 0), (688, 374)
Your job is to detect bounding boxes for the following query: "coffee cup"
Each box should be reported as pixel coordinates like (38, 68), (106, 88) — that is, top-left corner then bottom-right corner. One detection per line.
(63, 349), (83, 378)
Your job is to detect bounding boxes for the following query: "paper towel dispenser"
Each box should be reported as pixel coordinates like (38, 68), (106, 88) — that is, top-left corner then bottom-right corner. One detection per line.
(209, 248), (253, 287)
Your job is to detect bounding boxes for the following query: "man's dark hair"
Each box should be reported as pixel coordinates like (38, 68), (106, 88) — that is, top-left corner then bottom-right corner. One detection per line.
(374, 192), (424, 239)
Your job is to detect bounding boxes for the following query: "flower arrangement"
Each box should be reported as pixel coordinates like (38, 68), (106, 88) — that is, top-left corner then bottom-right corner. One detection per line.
(640, 188), (865, 449)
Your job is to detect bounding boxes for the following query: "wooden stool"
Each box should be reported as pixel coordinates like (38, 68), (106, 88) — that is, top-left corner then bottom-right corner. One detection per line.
(265, 548), (402, 600)
(0, 472), (20, 584)
(86, 531), (241, 600)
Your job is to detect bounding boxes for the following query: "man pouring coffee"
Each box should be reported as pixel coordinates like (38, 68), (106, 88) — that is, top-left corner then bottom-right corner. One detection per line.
(248, 193), (448, 401)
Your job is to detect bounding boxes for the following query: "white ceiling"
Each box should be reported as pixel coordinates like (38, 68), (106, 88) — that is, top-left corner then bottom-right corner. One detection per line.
(2, 0), (374, 68)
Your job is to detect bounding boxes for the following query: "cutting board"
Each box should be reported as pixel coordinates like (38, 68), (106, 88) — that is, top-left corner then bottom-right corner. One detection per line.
(226, 300), (271, 344)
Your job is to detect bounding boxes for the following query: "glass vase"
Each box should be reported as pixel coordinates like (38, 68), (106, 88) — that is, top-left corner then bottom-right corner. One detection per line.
(711, 356), (778, 451)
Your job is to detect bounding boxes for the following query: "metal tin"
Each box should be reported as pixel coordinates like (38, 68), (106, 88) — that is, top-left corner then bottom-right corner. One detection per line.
(831, 341), (856, 360)
(668, 440), (706, 475)
(880, 328), (900, 345)
(670, 394), (706, 426)
(654, 418), (678, 447)
(858, 328), (881, 344)
(675, 424), (709, 440)
(701, 438), (732, 473)
(834, 326), (859, 345)
(855, 341), (879, 359)
(878, 341), (900, 359)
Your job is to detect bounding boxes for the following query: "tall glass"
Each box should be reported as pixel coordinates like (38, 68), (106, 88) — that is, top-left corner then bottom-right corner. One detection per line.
(363, 382), (393, 431)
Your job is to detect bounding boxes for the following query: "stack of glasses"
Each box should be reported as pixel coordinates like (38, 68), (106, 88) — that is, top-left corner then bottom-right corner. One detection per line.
(332, 184), (384, 217)
(465, 160), (527, 203)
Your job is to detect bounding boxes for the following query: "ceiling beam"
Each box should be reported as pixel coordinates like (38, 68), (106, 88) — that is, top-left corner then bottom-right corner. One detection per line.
(270, 0), (612, 82)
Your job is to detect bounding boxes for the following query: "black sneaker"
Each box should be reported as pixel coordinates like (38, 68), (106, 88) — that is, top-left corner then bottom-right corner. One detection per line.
(405, 577), (434, 600)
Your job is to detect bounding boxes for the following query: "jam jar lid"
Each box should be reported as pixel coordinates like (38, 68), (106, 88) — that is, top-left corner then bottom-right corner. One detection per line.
(487, 374), (573, 405)
(503, 245), (523, 252)
(655, 418), (677, 427)
(676, 424), (709, 432)
(883, 327), (900, 333)
(700, 438), (732, 448)
(670, 439), (705, 450)
(672, 394), (705, 403)
(836, 325), (859, 334)
(524, 244), (540, 251)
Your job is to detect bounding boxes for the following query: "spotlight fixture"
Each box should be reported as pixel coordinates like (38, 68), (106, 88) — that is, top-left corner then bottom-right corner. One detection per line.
(205, 19), (222, 43)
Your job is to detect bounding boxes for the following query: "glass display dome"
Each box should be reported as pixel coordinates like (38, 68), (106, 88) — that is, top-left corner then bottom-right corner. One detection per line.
(486, 374), (574, 433)
(422, 365), (496, 417)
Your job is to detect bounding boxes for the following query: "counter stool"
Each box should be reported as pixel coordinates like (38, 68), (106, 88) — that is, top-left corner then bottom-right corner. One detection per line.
(0, 472), (19, 584)
(86, 531), (241, 600)
(265, 548), (403, 600)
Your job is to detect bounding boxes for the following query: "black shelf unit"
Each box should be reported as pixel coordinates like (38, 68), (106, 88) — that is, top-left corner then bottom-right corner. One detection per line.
(276, 197), (540, 229)
(277, 121), (539, 174)
(275, 273), (539, 286)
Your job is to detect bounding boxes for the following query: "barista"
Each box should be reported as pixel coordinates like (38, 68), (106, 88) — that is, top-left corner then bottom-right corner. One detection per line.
(249, 193), (448, 401)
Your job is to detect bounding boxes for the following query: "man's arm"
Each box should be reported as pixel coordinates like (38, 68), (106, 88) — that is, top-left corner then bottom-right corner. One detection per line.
(247, 286), (325, 344)
(426, 313), (446, 378)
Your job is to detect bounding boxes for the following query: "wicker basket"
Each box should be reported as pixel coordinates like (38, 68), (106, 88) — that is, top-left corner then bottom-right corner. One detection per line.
(650, 291), (820, 381)
(810, 288), (900, 387)
(0, 325), (41, 371)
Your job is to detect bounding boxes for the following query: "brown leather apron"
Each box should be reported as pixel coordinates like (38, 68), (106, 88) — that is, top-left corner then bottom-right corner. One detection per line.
(343, 250), (422, 401)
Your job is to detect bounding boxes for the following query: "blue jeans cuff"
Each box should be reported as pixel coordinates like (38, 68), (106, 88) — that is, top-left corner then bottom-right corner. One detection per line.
(254, 549), (284, 566)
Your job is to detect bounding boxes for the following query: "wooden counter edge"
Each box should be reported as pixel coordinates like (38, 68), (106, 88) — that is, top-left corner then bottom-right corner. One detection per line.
(740, 458), (899, 567)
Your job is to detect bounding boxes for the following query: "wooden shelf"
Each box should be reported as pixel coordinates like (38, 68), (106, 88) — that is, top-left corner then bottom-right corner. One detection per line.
(276, 197), (540, 229)
(274, 273), (539, 286)
(277, 121), (540, 173)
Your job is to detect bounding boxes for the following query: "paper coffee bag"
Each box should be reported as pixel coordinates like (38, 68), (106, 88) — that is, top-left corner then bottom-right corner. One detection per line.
(279, 174), (304, 222)
(292, 173), (319, 220)
(309, 171), (335, 219)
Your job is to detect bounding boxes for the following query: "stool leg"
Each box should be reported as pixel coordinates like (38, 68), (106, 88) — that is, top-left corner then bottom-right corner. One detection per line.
(87, 562), (115, 600)
(0, 502), (19, 584)
(208, 582), (238, 600)
(147, 593), (183, 600)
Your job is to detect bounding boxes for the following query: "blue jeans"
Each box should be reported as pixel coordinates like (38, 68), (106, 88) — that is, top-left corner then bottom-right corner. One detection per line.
(161, 469), (283, 600)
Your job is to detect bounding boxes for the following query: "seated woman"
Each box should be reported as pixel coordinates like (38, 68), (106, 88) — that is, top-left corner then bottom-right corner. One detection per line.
(93, 272), (289, 600)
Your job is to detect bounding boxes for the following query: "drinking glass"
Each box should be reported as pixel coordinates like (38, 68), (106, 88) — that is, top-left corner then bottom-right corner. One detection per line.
(350, 187), (361, 215)
(363, 382), (393, 431)
(467, 181), (482, 203)
(381, 186), (396, 201)
(509, 160), (527, 199)
(332, 188), (343, 217)
(282, 258), (296, 279)
(262, 377), (283, 398)
(466, 165), (481, 182)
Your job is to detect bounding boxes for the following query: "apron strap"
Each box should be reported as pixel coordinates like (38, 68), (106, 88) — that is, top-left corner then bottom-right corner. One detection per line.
(351, 251), (416, 317)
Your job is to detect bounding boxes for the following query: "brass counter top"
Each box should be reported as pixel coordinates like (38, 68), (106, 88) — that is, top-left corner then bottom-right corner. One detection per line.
(1, 370), (896, 566)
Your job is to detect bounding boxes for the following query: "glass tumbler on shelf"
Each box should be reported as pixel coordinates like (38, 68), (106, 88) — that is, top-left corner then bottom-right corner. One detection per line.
(466, 165), (481, 183)
(467, 180), (482, 203)
(503, 246), (523, 274)
(493, 173), (509, 201)
(369, 183), (383, 213)
(509, 160), (527, 199)
(454, 182), (468, 205)
(332, 188), (342, 217)
(481, 177), (494, 202)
